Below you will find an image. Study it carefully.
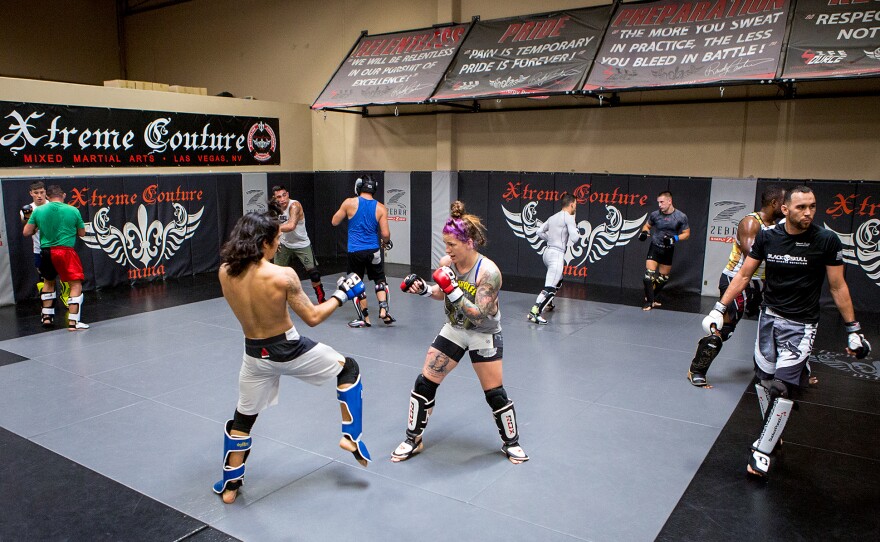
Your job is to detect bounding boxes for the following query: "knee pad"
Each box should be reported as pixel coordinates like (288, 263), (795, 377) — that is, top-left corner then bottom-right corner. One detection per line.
(337, 357), (360, 387)
(484, 386), (509, 411)
(375, 282), (388, 294)
(213, 419), (253, 495)
(414, 374), (439, 402)
(68, 294), (84, 322)
(308, 269), (321, 283)
(231, 410), (258, 434)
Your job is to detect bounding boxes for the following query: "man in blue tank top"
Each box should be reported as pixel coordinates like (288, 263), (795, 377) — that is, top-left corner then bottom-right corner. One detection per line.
(332, 174), (393, 327)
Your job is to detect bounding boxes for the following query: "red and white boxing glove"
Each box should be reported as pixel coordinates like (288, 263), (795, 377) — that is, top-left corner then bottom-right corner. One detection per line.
(432, 266), (463, 303)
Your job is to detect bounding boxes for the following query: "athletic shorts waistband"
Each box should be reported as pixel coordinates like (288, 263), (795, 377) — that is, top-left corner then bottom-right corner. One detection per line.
(245, 326), (300, 347)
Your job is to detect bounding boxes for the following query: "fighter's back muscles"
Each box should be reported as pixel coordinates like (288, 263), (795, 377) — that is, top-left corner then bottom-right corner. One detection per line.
(220, 260), (337, 338)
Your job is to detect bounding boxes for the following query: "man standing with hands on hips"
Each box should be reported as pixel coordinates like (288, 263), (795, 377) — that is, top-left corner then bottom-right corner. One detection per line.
(701, 186), (870, 479)
(637, 190), (690, 311)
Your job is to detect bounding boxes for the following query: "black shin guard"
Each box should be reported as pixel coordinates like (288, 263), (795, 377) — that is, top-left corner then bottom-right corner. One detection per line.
(485, 386), (519, 445)
(688, 334), (723, 386)
(405, 375), (437, 440)
(643, 270), (657, 305)
(654, 274), (669, 296)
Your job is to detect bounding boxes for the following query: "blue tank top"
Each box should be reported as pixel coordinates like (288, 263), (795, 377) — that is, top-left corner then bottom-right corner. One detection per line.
(348, 197), (379, 252)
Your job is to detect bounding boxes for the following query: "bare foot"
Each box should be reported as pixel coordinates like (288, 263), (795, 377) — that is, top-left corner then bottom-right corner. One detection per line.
(340, 436), (369, 467)
(652, 301), (662, 308)
(746, 464), (763, 477)
(642, 304), (652, 311)
(221, 488), (238, 504)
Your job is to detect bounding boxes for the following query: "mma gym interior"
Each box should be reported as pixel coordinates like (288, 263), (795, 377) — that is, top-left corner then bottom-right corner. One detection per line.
(1, 1), (878, 541)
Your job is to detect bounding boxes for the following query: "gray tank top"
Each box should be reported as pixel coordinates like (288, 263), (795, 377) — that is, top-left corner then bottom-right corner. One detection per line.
(443, 257), (502, 334)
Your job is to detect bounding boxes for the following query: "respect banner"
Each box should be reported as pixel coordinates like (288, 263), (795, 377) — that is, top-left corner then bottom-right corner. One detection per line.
(432, 7), (607, 100)
(782, 0), (880, 79)
(584, 0), (790, 90)
(312, 24), (469, 109)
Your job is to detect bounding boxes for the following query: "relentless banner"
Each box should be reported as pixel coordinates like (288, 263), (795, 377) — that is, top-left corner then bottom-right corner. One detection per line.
(782, 0), (880, 79)
(312, 25), (469, 109)
(0, 101), (280, 168)
(432, 7), (607, 100)
(584, 0), (790, 90)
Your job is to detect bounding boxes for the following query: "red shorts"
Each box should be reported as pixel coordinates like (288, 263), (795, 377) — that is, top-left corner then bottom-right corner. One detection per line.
(40, 247), (85, 282)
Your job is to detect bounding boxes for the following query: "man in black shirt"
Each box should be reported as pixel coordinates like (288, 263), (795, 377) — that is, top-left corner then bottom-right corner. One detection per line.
(702, 186), (871, 478)
(637, 191), (690, 310)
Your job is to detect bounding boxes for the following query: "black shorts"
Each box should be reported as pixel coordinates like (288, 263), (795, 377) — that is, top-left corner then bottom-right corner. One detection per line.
(646, 243), (674, 266)
(347, 249), (385, 282)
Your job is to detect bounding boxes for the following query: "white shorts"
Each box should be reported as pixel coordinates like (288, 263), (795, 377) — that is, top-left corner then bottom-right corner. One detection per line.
(237, 327), (344, 415)
(432, 323), (503, 363)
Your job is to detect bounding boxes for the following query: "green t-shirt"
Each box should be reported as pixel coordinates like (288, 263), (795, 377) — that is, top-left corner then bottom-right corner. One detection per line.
(27, 201), (84, 248)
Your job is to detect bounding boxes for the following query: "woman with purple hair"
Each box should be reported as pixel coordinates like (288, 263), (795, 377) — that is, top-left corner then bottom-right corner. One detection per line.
(392, 201), (528, 464)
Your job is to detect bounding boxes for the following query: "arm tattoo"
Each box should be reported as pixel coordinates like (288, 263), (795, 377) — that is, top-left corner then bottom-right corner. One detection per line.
(458, 267), (500, 326)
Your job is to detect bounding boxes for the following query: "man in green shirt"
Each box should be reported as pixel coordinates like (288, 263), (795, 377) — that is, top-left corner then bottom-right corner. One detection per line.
(23, 185), (89, 330)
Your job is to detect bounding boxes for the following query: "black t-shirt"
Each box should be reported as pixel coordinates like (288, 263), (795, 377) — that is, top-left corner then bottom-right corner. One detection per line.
(749, 222), (843, 323)
(648, 209), (689, 247)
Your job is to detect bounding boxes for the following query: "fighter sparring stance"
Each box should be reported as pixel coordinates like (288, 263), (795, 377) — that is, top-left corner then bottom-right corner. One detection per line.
(22, 185), (88, 330)
(215, 212), (371, 504)
(270, 185), (326, 304)
(20, 181), (70, 307)
(529, 193), (579, 324)
(394, 201), (528, 464)
(331, 174), (394, 327)
(637, 191), (690, 311)
(689, 185), (785, 387)
(701, 186), (870, 478)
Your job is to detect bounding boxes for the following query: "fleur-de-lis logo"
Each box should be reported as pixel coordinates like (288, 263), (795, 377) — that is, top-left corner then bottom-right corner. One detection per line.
(83, 203), (203, 268)
(503, 201), (646, 267)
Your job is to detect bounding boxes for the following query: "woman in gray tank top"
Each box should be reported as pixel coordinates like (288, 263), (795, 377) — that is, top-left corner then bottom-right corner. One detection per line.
(392, 201), (528, 465)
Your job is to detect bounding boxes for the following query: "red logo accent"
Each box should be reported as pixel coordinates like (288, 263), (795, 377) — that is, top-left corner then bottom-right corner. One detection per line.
(261, 348), (270, 358)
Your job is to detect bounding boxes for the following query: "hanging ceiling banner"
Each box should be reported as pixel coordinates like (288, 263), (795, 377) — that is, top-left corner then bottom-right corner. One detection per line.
(782, 0), (880, 79)
(312, 24), (469, 109)
(431, 7), (608, 100)
(584, 0), (791, 91)
(0, 101), (280, 168)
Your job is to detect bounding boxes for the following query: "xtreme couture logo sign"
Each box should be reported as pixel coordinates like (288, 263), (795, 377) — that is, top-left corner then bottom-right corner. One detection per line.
(0, 101), (280, 167)
(72, 184), (204, 280)
(501, 181), (647, 277)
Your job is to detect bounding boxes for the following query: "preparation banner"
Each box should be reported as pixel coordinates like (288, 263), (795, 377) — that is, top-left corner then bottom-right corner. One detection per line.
(0, 101), (280, 168)
(312, 24), (469, 109)
(782, 0), (880, 79)
(432, 7), (607, 100)
(585, 0), (790, 90)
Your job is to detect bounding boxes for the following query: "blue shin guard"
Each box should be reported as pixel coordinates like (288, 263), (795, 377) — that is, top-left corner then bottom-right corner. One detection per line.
(212, 420), (252, 494)
(337, 376), (371, 463)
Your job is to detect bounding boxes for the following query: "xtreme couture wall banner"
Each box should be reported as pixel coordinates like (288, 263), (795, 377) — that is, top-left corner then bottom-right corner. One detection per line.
(0, 101), (280, 168)
(2, 174), (243, 302)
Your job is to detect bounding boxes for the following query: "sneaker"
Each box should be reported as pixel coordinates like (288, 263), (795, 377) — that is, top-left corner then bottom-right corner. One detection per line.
(59, 282), (71, 307)
(348, 319), (371, 328)
(527, 312), (547, 325)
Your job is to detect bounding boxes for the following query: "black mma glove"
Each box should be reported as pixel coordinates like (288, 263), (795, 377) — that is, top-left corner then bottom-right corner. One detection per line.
(20, 204), (33, 221)
(381, 239), (393, 251)
(663, 234), (679, 247)
(638, 230), (648, 242)
(400, 273), (432, 297)
(845, 321), (871, 359)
